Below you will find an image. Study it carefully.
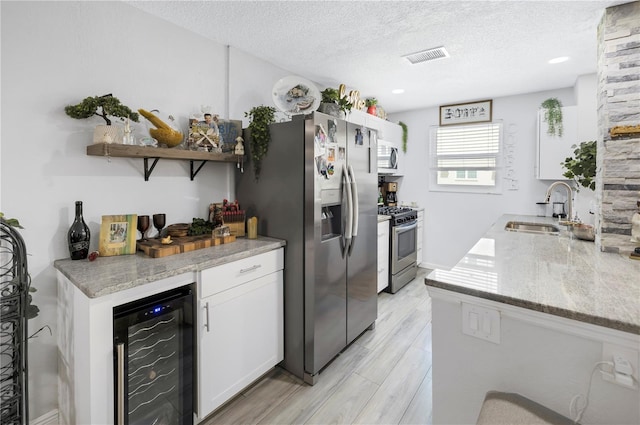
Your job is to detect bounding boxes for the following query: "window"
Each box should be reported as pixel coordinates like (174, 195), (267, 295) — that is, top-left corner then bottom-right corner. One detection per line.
(429, 122), (502, 193)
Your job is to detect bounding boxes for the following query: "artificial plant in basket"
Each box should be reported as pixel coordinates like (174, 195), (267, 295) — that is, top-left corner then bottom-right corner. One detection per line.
(65, 94), (139, 143)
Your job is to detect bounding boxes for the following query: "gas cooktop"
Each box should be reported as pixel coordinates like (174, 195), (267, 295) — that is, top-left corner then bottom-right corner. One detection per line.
(378, 206), (417, 225)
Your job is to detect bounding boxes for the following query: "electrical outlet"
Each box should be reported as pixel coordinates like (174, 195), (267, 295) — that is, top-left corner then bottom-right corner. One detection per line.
(461, 303), (500, 344)
(602, 343), (639, 390)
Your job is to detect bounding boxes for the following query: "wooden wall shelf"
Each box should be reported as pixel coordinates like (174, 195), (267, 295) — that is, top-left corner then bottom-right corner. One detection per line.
(86, 143), (238, 181)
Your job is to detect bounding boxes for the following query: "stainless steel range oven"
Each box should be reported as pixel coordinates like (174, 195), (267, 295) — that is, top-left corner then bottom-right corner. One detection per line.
(113, 285), (194, 425)
(379, 206), (418, 293)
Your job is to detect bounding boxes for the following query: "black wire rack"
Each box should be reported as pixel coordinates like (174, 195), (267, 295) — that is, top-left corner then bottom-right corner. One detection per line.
(1, 219), (29, 425)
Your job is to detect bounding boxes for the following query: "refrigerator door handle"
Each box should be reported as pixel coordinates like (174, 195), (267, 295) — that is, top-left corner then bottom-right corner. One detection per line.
(343, 164), (353, 254)
(347, 165), (359, 256)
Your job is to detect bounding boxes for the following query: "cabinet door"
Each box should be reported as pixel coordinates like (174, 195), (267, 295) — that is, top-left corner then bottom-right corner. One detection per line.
(417, 210), (424, 267)
(377, 221), (389, 292)
(537, 106), (577, 180)
(197, 270), (284, 419)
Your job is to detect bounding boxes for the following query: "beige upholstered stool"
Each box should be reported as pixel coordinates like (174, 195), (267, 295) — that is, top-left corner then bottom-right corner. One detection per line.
(476, 391), (576, 425)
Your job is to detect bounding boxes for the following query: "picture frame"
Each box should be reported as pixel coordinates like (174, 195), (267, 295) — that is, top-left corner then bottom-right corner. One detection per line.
(99, 214), (138, 256)
(439, 99), (492, 126)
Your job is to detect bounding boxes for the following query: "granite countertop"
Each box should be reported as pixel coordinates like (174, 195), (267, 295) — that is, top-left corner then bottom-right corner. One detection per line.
(425, 214), (640, 334)
(54, 236), (286, 299)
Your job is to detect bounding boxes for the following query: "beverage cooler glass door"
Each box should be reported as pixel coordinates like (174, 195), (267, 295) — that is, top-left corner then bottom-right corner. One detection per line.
(113, 285), (194, 425)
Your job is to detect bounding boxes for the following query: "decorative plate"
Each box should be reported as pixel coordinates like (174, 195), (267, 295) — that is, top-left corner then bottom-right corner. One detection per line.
(272, 76), (321, 115)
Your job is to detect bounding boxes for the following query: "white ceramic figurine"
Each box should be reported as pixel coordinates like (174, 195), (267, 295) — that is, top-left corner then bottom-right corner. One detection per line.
(234, 136), (244, 155)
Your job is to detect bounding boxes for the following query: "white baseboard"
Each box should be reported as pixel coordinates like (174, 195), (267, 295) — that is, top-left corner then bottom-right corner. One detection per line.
(31, 409), (58, 425)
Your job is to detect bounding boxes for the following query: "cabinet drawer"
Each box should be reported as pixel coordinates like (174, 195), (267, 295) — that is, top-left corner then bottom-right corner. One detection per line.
(200, 248), (284, 298)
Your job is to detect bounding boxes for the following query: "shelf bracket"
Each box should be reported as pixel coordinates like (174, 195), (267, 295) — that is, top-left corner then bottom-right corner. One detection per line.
(190, 160), (208, 181)
(143, 157), (160, 181)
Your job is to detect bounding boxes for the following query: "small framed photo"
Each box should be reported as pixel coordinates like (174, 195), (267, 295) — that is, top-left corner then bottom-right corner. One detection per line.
(439, 99), (492, 126)
(99, 214), (137, 256)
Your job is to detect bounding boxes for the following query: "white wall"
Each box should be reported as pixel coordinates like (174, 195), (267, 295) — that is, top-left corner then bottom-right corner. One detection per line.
(573, 73), (598, 226)
(390, 87), (584, 269)
(0, 1), (292, 418)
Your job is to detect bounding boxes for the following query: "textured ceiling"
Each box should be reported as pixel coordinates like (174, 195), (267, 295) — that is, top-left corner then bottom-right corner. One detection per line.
(126, 0), (627, 113)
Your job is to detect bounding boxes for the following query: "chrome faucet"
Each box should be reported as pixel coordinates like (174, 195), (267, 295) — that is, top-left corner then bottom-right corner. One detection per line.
(544, 181), (573, 221)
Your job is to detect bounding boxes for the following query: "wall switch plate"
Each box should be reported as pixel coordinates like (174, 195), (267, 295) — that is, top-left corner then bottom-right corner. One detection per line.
(462, 303), (500, 344)
(602, 343), (639, 390)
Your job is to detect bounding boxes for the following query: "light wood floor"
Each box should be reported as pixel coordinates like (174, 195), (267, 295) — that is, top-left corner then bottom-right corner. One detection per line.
(201, 267), (433, 425)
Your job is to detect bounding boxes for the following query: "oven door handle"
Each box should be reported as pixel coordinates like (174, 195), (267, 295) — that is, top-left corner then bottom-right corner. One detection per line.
(394, 221), (418, 233)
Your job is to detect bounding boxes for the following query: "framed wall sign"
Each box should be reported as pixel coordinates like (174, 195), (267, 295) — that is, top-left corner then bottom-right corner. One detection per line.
(99, 214), (137, 256)
(439, 99), (493, 126)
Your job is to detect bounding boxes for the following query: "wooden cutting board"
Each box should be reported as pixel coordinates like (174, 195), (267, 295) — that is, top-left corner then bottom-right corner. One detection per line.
(137, 235), (214, 258)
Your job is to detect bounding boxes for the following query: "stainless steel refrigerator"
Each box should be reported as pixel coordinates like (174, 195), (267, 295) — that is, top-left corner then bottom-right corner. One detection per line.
(236, 111), (377, 384)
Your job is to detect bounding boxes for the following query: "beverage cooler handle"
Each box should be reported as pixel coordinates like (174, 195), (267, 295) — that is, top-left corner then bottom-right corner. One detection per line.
(116, 342), (125, 425)
(343, 165), (353, 249)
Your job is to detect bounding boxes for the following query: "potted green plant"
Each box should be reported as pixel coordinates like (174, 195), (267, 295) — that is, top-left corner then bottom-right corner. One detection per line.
(365, 97), (378, 116)
(541, 97), (563, 137)
(245, 105), (276, 181)
(562, 140), (596, 191)
(319, 87), (352, 118)
(65, 93), (139, 144)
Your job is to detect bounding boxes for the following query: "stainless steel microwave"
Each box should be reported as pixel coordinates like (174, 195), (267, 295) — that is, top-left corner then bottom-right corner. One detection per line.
(377, 140), (399, 174)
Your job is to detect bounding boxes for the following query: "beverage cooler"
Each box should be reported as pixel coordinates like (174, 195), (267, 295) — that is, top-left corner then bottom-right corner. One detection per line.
(113, 285), (194, 425)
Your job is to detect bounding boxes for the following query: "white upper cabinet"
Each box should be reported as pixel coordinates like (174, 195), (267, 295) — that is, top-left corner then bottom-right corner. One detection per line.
(536, 105), (578, 180)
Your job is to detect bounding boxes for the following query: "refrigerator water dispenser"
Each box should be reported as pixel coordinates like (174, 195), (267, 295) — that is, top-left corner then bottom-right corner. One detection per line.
(321, 205), (341, 240)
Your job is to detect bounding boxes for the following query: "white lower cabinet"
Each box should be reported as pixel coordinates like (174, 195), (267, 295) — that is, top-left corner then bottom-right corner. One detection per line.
(197, 248), (284, 420)
(417, 210), (424, 267)
(377, 220), (389, 292)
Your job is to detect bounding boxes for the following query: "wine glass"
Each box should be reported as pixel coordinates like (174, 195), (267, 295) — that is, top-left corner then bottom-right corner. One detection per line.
(153, 213), (166, 238)
(137, 215), (150, 241)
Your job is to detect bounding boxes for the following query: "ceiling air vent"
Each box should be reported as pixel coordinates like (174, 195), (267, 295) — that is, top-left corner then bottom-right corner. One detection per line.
(404, 46), (450, 64)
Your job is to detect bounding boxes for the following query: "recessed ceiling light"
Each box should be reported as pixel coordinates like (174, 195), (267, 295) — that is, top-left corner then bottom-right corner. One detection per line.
(548, 56), (570, 64)
(392, 89), (405, 94)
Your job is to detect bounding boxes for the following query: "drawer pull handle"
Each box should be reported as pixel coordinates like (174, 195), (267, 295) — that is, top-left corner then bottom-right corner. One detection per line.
(204, 302), (210, 333)
(239, 264), (262, 273)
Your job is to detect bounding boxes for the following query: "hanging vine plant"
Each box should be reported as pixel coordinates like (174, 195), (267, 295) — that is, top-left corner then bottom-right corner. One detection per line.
(398, 121), (408, 153)
(562, 140), (597, 191)
(245, 105), (276, 181)
(541, 97), (563, 137)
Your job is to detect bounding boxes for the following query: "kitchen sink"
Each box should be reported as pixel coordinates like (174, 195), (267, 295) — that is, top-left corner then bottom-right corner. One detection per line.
(504, 221), (560, 235)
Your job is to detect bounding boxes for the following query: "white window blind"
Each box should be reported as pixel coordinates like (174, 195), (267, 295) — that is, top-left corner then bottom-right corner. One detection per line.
(430, 122), (503, 192)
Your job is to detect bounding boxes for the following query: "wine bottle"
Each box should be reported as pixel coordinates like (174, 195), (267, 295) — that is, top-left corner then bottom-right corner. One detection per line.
(68, 201), (90, 260)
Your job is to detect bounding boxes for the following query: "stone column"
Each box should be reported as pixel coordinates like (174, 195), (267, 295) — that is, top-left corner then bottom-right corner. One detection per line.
(596, 1), (640, 254)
